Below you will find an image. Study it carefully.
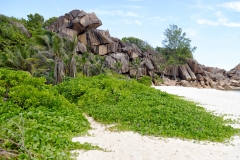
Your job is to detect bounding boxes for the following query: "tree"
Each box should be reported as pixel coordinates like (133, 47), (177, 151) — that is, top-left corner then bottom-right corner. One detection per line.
(52, 35), (65, 84)
(122, 37), (154, 51)
(130, 58), (144, 79)
(0, 15), (28, 52)
(91, 55), (106, 75)
(25, 13), (44, 31)
(0, 45), (39, 75)
(34, 32), (67, 84)
(114, 62), (122, 74)
(65, 36), (78, 78)
(152, 51), (167, 79)
(162, 24), (196, 80)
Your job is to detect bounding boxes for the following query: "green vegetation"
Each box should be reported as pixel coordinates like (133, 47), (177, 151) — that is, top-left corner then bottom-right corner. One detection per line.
(0, 15), (28, 52)
(122, 36), (154, 51)
(0, 69), (95, 159)
(57, 75), (239, 142)
(24, 13), (45, 31)
(157, 24), (196, 79)
(0, 12), (239, 160)
(137, 75), (152, 86)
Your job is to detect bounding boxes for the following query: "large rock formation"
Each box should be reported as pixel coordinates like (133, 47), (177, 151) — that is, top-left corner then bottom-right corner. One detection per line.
(159, 59), (240, 90)
(47, 9), (240, 90)
(48, 10), (102, 35)
(228, 64), (240, 80)
(47, 9), (155, 79)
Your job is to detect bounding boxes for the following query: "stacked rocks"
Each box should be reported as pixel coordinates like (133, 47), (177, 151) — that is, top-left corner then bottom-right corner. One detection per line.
(162, 59), (240, 90)
(48, 9), (155, 77)
(48, 9), (240, 90)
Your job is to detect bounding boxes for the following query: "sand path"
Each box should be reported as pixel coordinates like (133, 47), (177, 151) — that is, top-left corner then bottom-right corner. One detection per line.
(72, 86), (240, 160)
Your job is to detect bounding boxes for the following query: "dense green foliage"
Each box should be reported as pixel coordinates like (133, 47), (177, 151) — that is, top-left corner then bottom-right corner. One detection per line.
(156, 24), (197, 79)
(25, 13), (45, 31)
(137, 75), (152, 86)
(1, 12), (239, 159)
(122, 36), (154, 51)
(0, 69), (94, 159)
(161, 24), (195, 65)
(0, 15), (28, 52)
(57, 75), (239, 142)
(0, 45), (40, 74)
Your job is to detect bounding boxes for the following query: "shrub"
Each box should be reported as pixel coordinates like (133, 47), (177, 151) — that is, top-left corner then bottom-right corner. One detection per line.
(153, 74), (164, 85)
(0, 15), (28, 52)
(57, 74), (239, 142)
(0, 69), (92, 159)
(137, 75), (152, 86)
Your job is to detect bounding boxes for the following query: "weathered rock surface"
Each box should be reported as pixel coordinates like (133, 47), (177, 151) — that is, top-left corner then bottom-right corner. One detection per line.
(48, 9), (102, 38)
(230, 80), (240, 87)
(234, 63), (240, 71)
(163, 78), (177, 86)
(187, 59), (204, 74)
(92, 45), (108, 55)
(143, 58), (154, 71)
(48, 16), (70, 32)
(65, 13), (74, 21)
(105, 56), (116, 70)
(87, 29), (113, 46)
(78, 33), (87, 46)
(163, 66), (179, 77)
(163, 59), (240, 90)
(69, 10), (83, 18)
(186, 64), (196, 80)
(80, 12), (102, 29)
(107, 42), (118, 53)
(210, 81), (218, 89)
(58, 27), (77, 38)
(47, 9), (240, 91)
(231, 71), (240, 80)
(179, 65), (192, 81)
(121, 43), (142, 58)
(11, 22), (31, 38)
(180, 80), (192, 87)
(223, 84), (233, 90)
(111, 53), (129, 73)
(196, 74), (204, 81)
(228, 69), (236, 77)
(76, 42), (87, 54)
(129, 68), (138, 78)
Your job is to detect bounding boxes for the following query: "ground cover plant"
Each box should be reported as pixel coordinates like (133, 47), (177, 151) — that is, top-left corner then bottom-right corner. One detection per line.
(0, 68), (96, 159)
(57, 74), (239, 142)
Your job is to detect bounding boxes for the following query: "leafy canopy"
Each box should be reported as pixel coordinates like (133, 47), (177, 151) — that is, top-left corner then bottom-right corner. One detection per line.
(25, 13), (44, 31)
(0, 15), (28, 52)
(122, 36), (154, 51)
(161, 24), (196, 65)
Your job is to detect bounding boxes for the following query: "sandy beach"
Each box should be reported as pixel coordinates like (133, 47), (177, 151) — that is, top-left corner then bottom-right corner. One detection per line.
(72, 86), (240, 160)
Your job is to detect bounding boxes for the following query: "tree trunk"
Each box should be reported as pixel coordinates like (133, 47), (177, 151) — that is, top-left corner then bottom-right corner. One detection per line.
(54, 56), (65, 85)
(68, 56), (76, 78)
(160, 72), (165, 79)
(172, 65), (177, 80)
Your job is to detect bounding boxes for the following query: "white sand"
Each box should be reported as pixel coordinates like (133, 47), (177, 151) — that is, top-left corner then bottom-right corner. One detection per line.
(154, 86), (240, 125)
(72, 86), (240, 160)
